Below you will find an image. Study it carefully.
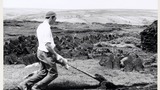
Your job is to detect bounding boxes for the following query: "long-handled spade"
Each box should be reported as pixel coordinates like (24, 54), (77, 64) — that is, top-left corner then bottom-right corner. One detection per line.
(67, 63), (118, 89)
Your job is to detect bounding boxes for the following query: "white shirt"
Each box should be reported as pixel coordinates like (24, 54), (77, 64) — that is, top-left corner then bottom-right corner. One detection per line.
(37, 20), (55, 52)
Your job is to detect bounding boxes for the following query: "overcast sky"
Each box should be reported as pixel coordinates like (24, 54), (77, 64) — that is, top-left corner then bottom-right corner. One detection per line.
(3, 0), (158, 9)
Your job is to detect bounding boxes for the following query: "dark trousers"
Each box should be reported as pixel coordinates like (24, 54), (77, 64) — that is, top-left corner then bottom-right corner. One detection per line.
(19, 50), (58, 89)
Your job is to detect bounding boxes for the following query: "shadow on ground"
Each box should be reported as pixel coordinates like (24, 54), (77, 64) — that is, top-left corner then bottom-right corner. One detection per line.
(48, 81), (100, 90)
(47, 80), (153, 90)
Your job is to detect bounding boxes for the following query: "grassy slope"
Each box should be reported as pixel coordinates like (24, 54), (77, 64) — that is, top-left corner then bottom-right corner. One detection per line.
(4, 59), (156, 89)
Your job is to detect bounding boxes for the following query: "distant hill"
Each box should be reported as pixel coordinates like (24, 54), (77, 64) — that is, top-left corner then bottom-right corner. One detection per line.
(3, 8), (157, 25)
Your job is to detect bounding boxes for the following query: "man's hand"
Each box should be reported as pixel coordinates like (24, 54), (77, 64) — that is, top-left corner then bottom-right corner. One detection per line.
(60, 58), (70, 70)
(45, 42), (70, 70)
(57, 55), (70, 70)
(62, 58), (68, 65)
(64, 64), (70, 70)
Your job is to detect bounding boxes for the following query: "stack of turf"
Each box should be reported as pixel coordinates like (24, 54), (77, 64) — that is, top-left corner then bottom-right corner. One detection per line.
(140, 20), (157, 52)
(18, 53), (39, 65)
(4, 35), (38, 65)
(4, 54), (19, 65)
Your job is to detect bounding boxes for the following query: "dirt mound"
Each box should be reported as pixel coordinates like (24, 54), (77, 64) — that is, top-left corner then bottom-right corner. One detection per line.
(140, 20), (157, 52)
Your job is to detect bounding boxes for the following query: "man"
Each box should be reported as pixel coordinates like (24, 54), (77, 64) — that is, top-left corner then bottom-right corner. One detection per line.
(18, 11), (69, 90)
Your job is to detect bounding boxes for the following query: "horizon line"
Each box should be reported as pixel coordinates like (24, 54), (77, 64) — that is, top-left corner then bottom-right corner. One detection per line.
(3, 7), (158, 10)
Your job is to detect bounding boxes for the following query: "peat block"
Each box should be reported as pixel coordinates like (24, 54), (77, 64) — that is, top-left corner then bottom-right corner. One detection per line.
(140, 20), (157, 52)
(112, 55), (121, 70)
(4, 54), (19, 65)
(99, 54), (114, 69)
(19, 53), (39, 65)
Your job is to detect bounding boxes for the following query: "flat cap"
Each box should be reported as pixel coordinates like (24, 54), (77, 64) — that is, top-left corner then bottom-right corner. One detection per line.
(45, 11), (56, 18)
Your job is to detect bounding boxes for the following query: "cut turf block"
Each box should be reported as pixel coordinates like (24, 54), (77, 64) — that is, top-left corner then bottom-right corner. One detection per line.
(123, 55), (134, 72)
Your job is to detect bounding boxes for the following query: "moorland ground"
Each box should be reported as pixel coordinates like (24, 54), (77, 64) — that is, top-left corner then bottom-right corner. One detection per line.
(3, 9), (157, 90)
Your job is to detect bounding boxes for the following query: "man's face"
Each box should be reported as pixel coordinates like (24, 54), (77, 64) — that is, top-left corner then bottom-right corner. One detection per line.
(49, 16), (56, 25)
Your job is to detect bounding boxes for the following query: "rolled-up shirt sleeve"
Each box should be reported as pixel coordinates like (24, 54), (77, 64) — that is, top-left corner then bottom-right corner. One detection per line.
(43, 27), (56, 48)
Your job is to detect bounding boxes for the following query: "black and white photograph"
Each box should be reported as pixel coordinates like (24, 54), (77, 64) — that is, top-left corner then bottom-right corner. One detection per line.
(3, 0), (158, 90)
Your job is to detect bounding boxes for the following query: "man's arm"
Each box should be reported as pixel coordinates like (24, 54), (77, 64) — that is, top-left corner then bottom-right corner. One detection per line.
(45, 42), (69, 69)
